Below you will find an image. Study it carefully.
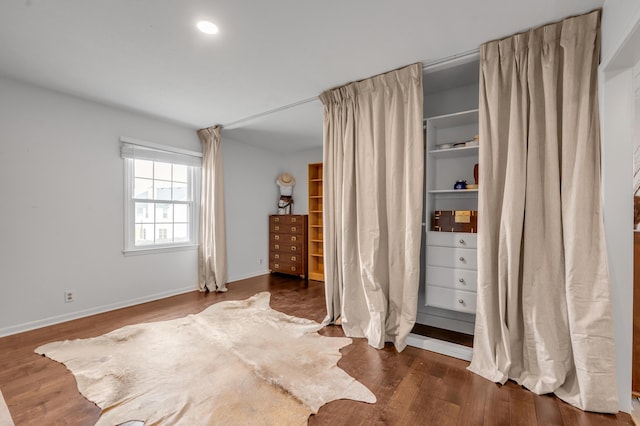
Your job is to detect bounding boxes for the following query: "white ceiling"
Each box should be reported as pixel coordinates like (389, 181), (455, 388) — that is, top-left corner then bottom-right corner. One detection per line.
(0, 0), (604, 152)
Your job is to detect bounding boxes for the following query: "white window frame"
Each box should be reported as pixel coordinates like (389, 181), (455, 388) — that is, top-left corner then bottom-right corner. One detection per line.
(121, 137), (201, 255)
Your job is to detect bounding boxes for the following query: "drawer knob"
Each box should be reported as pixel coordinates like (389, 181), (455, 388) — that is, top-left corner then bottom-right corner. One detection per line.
(274, 217), (280, 222)
(292, 218), (297, 223)
(291, 246), (297, 251)
(291, 266), (296, 271)
(275, 254), (279, 259)
(458, 278), (465, 284)
(275, 226), (280, 231)
(275, 263), (280, 268)
(291, 236), (297, 241)
(291, 256), (297, 261)
(291, 226), (296, 232)
(458, 299), (464, 304)
(459, 239), (465, 244)
(275, 235), (280, 240)
(459, 257), (465, 262)
(274, 244), (280, 249)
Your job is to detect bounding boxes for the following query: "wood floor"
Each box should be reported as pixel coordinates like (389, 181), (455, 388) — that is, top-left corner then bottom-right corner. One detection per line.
(0, 274), (633, 425)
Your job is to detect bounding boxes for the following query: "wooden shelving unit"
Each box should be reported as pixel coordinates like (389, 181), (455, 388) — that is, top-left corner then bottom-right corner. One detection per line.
(308, 163), (324, 281)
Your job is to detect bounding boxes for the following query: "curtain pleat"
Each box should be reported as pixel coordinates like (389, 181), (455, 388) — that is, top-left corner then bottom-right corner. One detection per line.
(197, 126), (228, 292)
(468, 10), (618, 412)
(320, 63), (424, 351)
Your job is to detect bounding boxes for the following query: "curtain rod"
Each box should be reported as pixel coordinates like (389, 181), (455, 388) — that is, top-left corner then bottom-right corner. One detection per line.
(220, 48), (480, 130)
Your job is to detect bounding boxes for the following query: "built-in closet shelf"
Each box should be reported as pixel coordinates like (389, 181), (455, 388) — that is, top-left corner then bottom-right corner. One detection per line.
(428, 146), (478, 158)
(424, 109), (479, 128)
(428, 189), (478, 194)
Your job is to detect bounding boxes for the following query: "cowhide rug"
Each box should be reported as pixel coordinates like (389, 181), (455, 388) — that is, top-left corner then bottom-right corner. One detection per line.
(35, 292), (375, 425)
(0, 390), (14, 426)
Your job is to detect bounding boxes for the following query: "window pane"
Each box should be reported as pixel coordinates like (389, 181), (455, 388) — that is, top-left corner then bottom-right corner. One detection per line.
(135, 202), (155, 223)
(135, 224), (154, 245)
(173, 164), (188, 183)
(134, 159), (153, 179)
(154, 180), (172, 200)
(174, 224), (188, 242)
(174, 204), (188, 222)
(134, 178), (154, 199)
(156, 224), (172, 242)
(155, 203), (173, 223)
(172, 182), (188, 201)
(154, 162), (172, 181)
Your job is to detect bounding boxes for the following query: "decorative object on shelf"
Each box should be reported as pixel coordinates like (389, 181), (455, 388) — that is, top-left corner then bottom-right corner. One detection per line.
(431, 210), (478, 233)
(453, 179), (467, 190)
(276, 172), (295, 214)
(438, 143), (453, 150)
(466, 184), (478, 190)
(473, 163), (479, 185)
(465, 135), (480, 147)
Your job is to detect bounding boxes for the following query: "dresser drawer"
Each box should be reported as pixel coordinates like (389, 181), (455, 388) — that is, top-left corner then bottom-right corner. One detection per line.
(270, 241), (303, 253)
(269, 223), (304, 234)
(270, 233), (303, 243)
(426, 285), (477, 314)
(270, 215), (304, 225)
(426, 266), (477, 292)
(427, 231), (477, 249)
(270, 252), (302, 264)
(426, 246), (477, 270)
(269, 260), (303, 274)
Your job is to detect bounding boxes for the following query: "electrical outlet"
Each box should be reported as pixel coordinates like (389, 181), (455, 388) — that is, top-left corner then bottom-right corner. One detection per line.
(64, 291), (74, 303)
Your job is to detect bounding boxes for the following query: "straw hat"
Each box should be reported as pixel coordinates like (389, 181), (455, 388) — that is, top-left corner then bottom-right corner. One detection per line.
(277, 172), (296, 187)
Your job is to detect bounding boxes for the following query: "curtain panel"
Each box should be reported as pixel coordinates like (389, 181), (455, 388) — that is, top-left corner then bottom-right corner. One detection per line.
(320, 63), (424, 351)
(468, 10), (618, 412)
(197, 126), (228, 292)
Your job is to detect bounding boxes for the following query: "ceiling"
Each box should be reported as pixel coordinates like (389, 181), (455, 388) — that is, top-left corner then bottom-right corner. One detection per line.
(0, 0), (604, 152)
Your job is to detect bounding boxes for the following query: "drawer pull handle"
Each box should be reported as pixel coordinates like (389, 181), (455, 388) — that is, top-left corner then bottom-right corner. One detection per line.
(274, 217), (280, 222)
(458, 278), (465, 283)
(292, 218), (297, 223)
(459, 257), (465, 262)
(275, 263), (280, 268)
(291, 256), (297, 261)
(459, 239), (465, 244)
(275, 235), (280, 240)
(458, 299), (464, 304)
(275, 226), (280, 230)
(274, 244), (279, 249)
(291, 246), (297, 251)
(275, 254), (279, 259)
(291, 266), (297, 271)
(291, 226), (297, 232)
(291, 236), (297, 241)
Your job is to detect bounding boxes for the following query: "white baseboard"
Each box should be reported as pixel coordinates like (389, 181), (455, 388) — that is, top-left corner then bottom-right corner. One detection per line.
(228, 269), (269, 282)
(406, 333), (473, 361)
(0, 286), (195, 337)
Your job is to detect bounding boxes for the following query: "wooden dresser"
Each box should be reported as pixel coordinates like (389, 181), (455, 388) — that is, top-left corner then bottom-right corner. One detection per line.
(269, 215), (308, 279)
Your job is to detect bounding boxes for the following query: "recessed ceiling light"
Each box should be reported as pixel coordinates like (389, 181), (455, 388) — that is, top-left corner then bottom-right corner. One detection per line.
(197, 21), (219, 35)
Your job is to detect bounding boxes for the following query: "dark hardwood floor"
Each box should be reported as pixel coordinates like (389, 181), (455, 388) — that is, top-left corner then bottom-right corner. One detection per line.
(0, 274), (633, 425)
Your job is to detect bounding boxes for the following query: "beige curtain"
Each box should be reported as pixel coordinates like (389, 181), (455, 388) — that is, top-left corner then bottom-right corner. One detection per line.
(320, 63), (424, 351)
(468, 10), (618, 412)
(197, 126), (228, 292)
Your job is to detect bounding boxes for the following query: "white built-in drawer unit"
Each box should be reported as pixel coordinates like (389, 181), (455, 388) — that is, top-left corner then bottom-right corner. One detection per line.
(425, 231), (478, 314)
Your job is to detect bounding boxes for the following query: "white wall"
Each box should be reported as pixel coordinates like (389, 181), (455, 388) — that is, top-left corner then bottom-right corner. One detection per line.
(0, 76), (323, 335)
(600, 0), (640, 413)
(0, 76), (201, 336)
(220, 137), (282, 281)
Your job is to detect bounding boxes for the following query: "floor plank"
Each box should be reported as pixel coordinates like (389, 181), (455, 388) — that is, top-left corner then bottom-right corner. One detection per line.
(0, 273), (634, 425)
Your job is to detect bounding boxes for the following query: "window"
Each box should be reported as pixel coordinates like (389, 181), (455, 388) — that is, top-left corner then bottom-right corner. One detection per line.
(121, 138), (201, 253)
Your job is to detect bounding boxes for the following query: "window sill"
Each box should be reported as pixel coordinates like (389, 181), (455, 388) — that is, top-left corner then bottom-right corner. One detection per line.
(123, 244), (198, 256)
